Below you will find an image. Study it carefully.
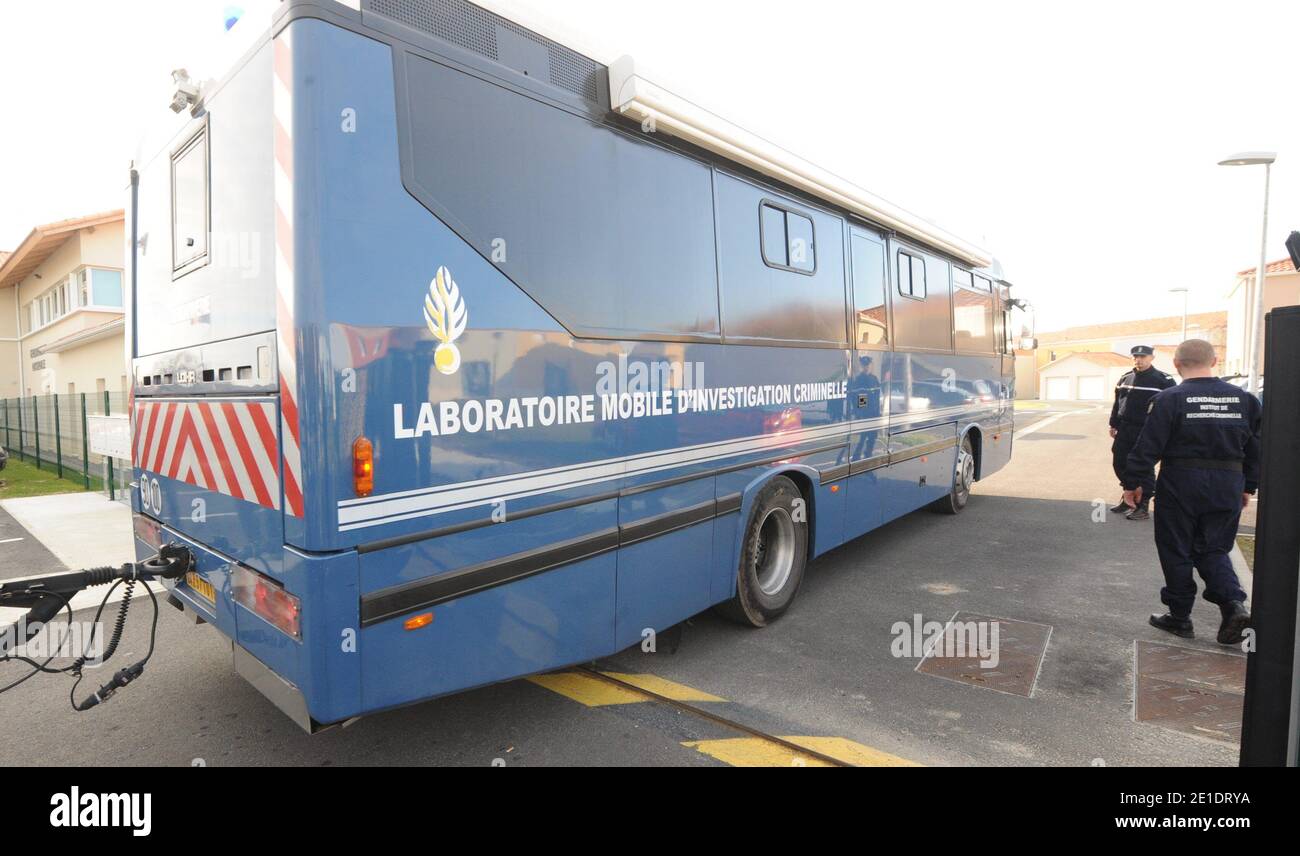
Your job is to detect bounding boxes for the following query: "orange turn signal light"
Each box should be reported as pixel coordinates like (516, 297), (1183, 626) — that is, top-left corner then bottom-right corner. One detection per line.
(353, 436), (374, 497)
(404, 612), (434, 631)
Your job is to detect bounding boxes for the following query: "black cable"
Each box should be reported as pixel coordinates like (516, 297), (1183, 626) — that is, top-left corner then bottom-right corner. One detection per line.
(69, 579), (134, 675)
(70, 580), (160, 712)
(68, 578), (131, 708)
(0, 545), (191, 709)
(0, 590), (74, 693)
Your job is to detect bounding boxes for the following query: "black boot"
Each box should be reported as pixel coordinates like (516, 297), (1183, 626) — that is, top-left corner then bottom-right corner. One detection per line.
(1217, 602), (1251, 645)
(1109, 499), (1131, 514)
(1149, 612), (1194, 638)
(1127, 503), (1150, 521)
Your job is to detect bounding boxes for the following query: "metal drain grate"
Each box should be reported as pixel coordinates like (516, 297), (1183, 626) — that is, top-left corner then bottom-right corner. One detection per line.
(367, 0), (604, 103)
(1134, 641), (1245, 743)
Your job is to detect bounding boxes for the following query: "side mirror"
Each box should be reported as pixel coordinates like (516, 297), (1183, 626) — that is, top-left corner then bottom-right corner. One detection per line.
(1020, 337), (1039, 351)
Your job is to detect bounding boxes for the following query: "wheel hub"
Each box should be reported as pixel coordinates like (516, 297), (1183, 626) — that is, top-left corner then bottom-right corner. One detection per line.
(754, 507), (796, 596)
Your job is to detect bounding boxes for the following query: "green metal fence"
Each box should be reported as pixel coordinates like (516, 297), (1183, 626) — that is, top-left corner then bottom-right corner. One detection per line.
(1, 392), (132, 500)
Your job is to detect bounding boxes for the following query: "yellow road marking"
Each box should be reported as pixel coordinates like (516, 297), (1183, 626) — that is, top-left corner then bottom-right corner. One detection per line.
(683, 736), (922, 767)
(527, 671), (725, 707)
(600, 672), (726, 702)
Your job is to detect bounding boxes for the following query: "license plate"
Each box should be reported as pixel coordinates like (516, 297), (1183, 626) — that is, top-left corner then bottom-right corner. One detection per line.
(185, 571), (216, 603)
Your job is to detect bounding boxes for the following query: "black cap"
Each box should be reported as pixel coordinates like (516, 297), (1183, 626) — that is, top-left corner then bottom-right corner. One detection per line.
(1130, 346), (1155, 357)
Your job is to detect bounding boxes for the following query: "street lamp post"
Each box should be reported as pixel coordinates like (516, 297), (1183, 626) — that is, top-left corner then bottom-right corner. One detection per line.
(1218, 152), (1276, 395)
(1169, 287), (1189, 340)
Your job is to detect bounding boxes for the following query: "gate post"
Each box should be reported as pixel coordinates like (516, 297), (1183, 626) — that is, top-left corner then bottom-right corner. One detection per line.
(104, 390), (115, 501)
(32, 395), (40, 470)
(80, 393), (90, 490)
(53, 392), (63, 479)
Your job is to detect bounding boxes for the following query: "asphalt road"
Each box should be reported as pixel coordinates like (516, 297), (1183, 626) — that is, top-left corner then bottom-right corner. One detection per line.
(0, 503), (65, 581)
(0, 404), (1242, 766)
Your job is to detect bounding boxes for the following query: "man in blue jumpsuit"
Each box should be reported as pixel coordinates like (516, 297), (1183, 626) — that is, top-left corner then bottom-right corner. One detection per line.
(1123, 339), (1260, 644)
(1109, 345), (1176, 520)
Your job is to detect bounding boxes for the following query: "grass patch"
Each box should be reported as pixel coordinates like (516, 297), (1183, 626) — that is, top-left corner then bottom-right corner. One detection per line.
(1237, 536), (1255, 572)
(0, 456), (92, 499)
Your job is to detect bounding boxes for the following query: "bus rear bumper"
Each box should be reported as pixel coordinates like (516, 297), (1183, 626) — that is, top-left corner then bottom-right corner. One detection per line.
(232, 643), (318, 733)
(133, 513), (363, 729)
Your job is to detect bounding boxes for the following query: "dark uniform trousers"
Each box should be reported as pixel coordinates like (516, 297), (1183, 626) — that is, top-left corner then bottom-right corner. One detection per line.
(1152, 466), (1247, 616)
(1125, 376), (1261, 619)
(1111, 425), (1143, 485)
(1110, 366), (1176, 493)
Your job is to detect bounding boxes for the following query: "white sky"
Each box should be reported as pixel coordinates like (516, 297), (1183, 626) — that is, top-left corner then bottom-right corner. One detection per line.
(2, 0), (1297, 332)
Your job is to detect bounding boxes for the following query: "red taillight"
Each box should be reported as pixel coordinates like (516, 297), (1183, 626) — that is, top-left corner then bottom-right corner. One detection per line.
(353, 436), (374, 497)
(232, 566), (301, 639)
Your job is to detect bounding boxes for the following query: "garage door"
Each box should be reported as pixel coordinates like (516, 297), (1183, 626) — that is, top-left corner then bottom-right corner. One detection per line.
(1045, 377), (1071, 400)
(1077, 376), (1106, 400)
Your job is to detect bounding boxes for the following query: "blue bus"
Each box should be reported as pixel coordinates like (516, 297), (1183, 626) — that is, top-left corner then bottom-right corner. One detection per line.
(128, 0), (1031, 730)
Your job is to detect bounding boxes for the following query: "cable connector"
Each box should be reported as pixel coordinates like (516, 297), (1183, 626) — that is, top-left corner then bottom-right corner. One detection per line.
(142, 544), (194, 581)
(76, 663), (146, 710)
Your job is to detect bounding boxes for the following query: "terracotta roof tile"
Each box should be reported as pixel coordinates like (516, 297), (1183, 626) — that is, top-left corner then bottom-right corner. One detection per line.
(1039, 311), (1227, 345)
(1040, 351), (1135, 371)
(1237, 258), (1296, 277)
(0, 210), (124, 289)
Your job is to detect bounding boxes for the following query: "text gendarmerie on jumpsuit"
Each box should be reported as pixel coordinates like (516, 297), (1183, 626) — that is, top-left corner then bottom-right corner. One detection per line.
(1108, 345), (1176, 520)
(1121, 339), (1260, 645)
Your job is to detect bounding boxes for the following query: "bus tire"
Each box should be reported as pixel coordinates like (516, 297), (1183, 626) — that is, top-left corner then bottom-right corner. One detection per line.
(930, 435), (975, 515)
(717, 476), (808, 628)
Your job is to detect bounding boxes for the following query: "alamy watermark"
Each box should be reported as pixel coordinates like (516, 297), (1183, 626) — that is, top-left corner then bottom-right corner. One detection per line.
(2, 618), (106, 665)
(891, 614), (1000, 669)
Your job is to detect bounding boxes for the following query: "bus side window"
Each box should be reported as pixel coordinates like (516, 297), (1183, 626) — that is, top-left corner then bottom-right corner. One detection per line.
(897, 250), (926, 299)
(953, 272), (997, 353)
(403, 55), (720, 341)
(993, 291), (1008, 353)
(892, 247), (951, 351)
(716, 174), (845, 345)
(851, 235), (888, 347)
(759, 202), (816, 274)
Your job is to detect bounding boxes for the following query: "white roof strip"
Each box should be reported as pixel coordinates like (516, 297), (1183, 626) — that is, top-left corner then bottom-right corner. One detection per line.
(607, 55), (991, 268)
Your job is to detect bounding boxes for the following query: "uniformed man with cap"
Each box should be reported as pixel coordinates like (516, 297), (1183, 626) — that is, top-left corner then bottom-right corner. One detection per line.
(1122, 339), (1259, 644)
(1108, 345), (1176, 520)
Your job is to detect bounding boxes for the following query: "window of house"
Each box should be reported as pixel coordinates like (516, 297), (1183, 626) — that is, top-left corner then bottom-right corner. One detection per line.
(91, 269), (123, 307)
(23, 269), (125, 335)
(172, 125), (210, 275)
(759, 202), (816, 274)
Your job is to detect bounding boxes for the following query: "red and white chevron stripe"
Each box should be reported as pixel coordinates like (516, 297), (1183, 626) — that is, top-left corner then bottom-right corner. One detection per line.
(273, 29), (304, 518)
(133, 400), (282, 512)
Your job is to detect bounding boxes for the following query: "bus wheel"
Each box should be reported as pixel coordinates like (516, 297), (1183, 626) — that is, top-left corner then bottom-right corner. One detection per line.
(717, 476), (808, 627)
(930, 435), (975, 515)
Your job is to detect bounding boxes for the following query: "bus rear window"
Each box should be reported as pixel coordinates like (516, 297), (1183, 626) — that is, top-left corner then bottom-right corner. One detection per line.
(171, 125), (210, 276)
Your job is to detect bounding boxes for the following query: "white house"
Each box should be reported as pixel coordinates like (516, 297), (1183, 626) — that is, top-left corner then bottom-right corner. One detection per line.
(1038, 351), (1133, 402)
(1225, 258), (1300, 378)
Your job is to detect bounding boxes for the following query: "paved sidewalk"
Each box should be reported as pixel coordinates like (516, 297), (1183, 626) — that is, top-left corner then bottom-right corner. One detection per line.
(1, 493), (134, 570)
(0, 493), (147, 621)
